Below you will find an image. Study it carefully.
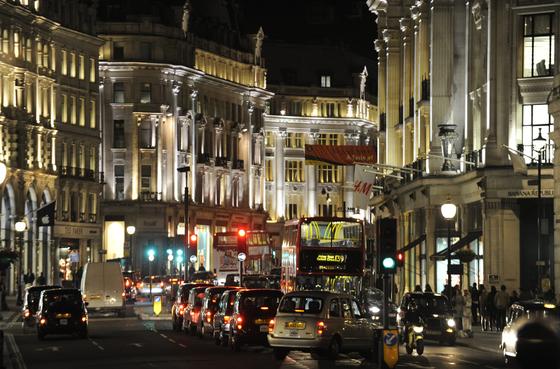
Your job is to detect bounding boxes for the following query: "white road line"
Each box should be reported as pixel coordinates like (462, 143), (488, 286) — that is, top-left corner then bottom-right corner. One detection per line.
(6, 333), (27, 369)
(168, 339), (176, 343)
(178, 343), (187, 348)
(88, 339), (105, 351)
(160, 333), (168, 339)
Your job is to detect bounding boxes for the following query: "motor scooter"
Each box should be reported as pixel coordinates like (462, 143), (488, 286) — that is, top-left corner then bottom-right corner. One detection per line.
(405, 318), (425, 355)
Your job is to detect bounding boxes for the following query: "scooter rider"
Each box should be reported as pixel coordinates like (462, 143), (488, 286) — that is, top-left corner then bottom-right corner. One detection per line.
(403, 300), (422, 339)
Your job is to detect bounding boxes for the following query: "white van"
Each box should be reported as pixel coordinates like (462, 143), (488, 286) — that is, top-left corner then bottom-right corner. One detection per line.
(80, 262), (125, 316)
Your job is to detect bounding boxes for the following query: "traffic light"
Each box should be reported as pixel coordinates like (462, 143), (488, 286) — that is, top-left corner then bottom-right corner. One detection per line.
(237, 229), (247, 254)
(396, 250), (404, 267)
(377, 218), (397, 274)
(147, 248), (155, 262)
(189, 234), (198, 249)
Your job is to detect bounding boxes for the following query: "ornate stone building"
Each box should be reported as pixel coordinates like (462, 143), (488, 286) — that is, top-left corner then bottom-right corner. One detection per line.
(0, 0), (103, 290)
(97, 0), (272, 276)
(368, 0), (558, 300)
(262, 40), (377, 248)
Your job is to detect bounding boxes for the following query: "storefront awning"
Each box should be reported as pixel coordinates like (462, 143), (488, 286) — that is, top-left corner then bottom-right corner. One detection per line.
(430, 230), (482, 261)
(398, 234), (426, 253)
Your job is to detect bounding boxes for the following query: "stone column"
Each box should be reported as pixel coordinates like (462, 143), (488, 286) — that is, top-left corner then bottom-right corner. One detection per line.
(482, 199), (520, 292)
(424, 206), (436, 288)
(247, 102), (254, 209)
(306, 130), (319, 217)
(548, 74), (560, 302)
(383, 28), (401, 167)
(374, 39), (386, 164)
(344, 131), (359, 214)
(429, 0), (454, 173)
(275, 129), (287, 219)
(172, 82), (181, 202)
(190, 90), (198, 202)
(401, 17), (414, 164)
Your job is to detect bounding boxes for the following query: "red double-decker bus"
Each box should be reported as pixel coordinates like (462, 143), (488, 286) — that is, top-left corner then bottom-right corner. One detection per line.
(213, 230), (272, 285)
(281, 217), (366, 295)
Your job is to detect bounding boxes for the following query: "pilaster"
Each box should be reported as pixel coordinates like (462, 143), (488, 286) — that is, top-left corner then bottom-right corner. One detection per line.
(383, 28), (401, 167)
(548, 74), (560, 302)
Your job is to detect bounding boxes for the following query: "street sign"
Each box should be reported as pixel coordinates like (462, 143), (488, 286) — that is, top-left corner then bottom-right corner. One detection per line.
(190, 255), (197, 263)
(237, 252), (247, 262)
(382, 329), (399, 368)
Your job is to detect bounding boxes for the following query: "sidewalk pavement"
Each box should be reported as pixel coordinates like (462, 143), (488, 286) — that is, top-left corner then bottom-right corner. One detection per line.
(0, 295), (21, 324)
(456, 325), (502, 355)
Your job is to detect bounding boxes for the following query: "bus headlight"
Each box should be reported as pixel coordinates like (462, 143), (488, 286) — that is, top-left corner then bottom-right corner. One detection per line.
(446, 319), (456, 328)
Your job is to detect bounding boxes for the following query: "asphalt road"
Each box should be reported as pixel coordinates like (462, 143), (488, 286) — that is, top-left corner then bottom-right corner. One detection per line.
(3, 316), (515, 369)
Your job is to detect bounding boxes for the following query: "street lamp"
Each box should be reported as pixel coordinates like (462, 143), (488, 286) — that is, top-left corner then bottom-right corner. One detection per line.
(126, 225), (136, 272)
(147, 248), (155, 301)
(177, 165), (190, 283)
(441, 200), (457, 303)
(533, 128), (547, 293)
(15, 220), (26, 306)
(238, 252), (246, 287)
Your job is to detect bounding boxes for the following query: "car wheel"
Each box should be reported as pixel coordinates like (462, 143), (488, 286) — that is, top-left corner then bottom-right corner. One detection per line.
(273, 348), (289, 360)
(405, 344), (413, 355)
(327, 337), (340, 360)
(416, 339), (424, 355)
(220, 332), (228, 347)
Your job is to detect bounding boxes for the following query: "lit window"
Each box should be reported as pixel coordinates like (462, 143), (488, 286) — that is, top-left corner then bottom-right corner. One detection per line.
(285, 133), (304, 148)
(114, 165), (125, 200)
(265, 159), (274, 181)
(13, 31), (19, 58)
(89, 147), (96, 171)
(79, 98), (85, 126)
(79, 55), (85, 80)
(70, 96), (76, 124)
(317, 164), (340, 183)
(140, 83), (151, 104)
(25, 38), (31, 61)
(42, 44), (48, 67)
(139, 120), (153, 148)
(2, 30), (8, 54)
(286, 203), (298, 220)
(113, 120), (125, 148)
(523, 14), (555, 77)
(265, 131), (274, 147)
(321, 75), (331, 88)
(141, 165), (151, 193)
(285, 160), (304, 182)
(90, 100), (96, 128)
(89, 58), (95, 82)
(113, 82), (125, 103)
(61, 50), (67, 75)
(70, 52), (76, 77)
(51, 44), (56, 71)
(61, 94), (67, 123)
(317, 133), (339, 145)
(522, 104), (554, 163)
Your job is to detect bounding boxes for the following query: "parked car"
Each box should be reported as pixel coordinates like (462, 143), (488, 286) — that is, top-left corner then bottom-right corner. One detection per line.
(123, 277), (137, 302)
(22, 285), (61, 329)
(213, 288), (241, 346)
(189, 271), (217, 285)
(500, 300), (560, 365)
(229, 288), (284, 351)
(198, 286), (239, 338)
(268, 290), (381, 360)
(183, 286), (211, 334)
(398, 292), (457, 345)
(36, 288), (88, 340)
(171, 283), (212, 332)
(80, 262), (125, 316)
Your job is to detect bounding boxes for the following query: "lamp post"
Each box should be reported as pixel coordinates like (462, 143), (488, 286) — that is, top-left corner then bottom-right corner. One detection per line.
(15, 220), (26, 306)
(147, 249), (155, 301)
(533, 128), (547, 293)
(177, 165), (190, 283)
(441, 200), (457, 303)
(238, 252), (246, 287)
(126, 225), (136, 272)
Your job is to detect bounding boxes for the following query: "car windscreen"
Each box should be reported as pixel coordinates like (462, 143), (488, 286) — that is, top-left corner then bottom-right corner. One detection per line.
(410, 295), (449, 314)
(526, 306), (560, 320)
(208, 290), (224, 310)
(243, 277), (269, 288)
(192, 272), (214, 280)
(279, 296), (323, 314)
(239, 293), (282, 316)
(44, 292), (83, 310)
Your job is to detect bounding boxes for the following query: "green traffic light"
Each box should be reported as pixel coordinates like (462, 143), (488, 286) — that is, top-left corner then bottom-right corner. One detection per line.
(382, 257), (396, 269)
(147, 249), (155, 257)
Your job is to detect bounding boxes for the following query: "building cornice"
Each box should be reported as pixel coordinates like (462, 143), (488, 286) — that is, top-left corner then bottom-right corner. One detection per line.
(265, 114), (376, 130)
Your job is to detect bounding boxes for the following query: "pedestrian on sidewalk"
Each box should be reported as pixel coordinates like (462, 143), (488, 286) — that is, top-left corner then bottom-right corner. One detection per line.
(0, 277), (7, 311)
(452, 285), (465, 333)
(462, 289), (473, 337)
(470, 282), (479, 325)
(487, 286), (497, 331)
(494, 285), (509, 331)
(479, 284), (488, 331)
(36, 272), (46, 286)
(424, 284), (433, 293)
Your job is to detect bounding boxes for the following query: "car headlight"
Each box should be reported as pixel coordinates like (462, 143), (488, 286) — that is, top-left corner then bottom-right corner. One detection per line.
(413, 326), (424, 333)
(369, 306), (381, 314)
(446, 318), (456, 328)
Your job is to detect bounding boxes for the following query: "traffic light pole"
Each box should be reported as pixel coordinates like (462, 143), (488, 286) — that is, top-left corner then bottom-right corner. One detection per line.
(178, 166), (190, 282)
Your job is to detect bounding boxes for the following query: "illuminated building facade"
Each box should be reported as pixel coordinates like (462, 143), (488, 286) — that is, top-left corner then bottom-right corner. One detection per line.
(368, 0), (559, 300)
(97, 1), (272, 275)
(0, 0), (102, 289)
(263, 41), (377, 250)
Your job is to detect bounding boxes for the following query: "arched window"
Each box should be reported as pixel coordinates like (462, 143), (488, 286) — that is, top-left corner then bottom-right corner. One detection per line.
(13, 31), (20, 58)
(42, 43), (48, 67)
(2, 30), (9, 54)
(25, 38), (31, 61)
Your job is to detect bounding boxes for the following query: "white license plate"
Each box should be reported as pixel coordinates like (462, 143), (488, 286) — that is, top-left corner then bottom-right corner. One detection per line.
(259, 325), (268, 332)
(60, 319), (68, 325)
(289, 329), (298, 337)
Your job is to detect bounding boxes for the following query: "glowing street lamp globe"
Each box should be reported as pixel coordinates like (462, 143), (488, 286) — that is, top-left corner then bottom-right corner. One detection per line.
(126, 225), (136, 235)
(15, 221), (26, 233)
(440, 202), (457, 220)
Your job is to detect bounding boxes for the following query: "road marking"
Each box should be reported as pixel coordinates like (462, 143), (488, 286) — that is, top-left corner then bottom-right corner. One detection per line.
(130, 343), (143, 348)
(160, 333), (168, 339)
(35, 346), (60, 352)
(6, 333), (27, 369)
(178, 343), (187, 348)
(89, 339), (105, 351)
(168, 339), (176, 343)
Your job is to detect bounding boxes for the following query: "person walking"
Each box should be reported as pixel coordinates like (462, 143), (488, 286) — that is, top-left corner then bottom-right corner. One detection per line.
(424, 284), (433, 293)
(479, 284), (488, 331)
(487, 286), (498, 331)
(36, 272), (46, 286)
(494, 285), (509, 331)
(462, 289), (473, 337)
(452, 286), (465, 333)
(470, 283), (479, 325)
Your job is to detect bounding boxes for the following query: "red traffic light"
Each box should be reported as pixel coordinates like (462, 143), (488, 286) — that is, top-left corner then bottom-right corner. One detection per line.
(189, 234), (198, 248)
(237, 229), (246, 238)
(396, 251), (404, 267)
(237, 229), (247, 253)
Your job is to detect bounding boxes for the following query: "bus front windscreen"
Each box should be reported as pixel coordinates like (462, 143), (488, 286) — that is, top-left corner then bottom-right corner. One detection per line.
(300, 220), (363, 248)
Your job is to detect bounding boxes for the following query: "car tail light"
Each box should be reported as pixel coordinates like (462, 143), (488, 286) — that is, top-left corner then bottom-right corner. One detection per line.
(268, 319), (275, 334)
(122, 292), (126, 297)
(81, 316), (87, 322)
(236, 316), (243, 330)
(224, 316), (231, 324)
(23, 310), (30, 318)
(317, 321), (327, 336)
(206, 311), (212, 323)
(39, 318), (47, 325)
(160, 282), (164, 288)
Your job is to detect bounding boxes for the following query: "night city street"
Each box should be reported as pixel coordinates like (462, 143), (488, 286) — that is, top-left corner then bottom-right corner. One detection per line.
(1, 312), (510, 369)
